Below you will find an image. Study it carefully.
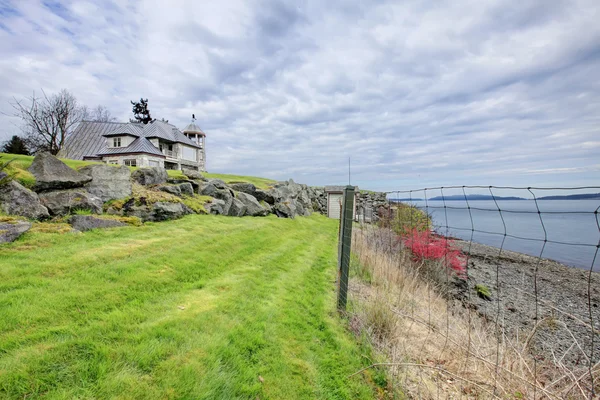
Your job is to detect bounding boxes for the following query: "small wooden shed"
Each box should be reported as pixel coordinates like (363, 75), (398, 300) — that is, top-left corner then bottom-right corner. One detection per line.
(324, 186), (358, 219)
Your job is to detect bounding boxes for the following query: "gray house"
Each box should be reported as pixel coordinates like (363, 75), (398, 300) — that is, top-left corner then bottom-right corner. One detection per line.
(59, 119), (207, 171)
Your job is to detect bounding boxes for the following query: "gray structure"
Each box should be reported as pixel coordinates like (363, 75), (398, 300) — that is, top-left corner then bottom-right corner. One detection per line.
(59, 118), (206, 172)
(324, 186), (358, 219)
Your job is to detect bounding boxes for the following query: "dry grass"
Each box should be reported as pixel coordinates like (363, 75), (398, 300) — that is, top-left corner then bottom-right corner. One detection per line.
(347, 224), (599, 399)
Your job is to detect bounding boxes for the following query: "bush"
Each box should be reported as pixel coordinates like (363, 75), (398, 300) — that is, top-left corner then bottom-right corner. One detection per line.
(403, 229), (466, 279)
(378, 203), (431, 235)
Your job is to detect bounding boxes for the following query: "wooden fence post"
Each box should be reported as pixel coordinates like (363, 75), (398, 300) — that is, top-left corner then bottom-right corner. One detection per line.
(338, 185), (355, 312)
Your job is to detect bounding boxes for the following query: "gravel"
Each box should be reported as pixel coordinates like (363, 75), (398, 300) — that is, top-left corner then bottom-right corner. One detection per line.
(452, 240), (600, 367)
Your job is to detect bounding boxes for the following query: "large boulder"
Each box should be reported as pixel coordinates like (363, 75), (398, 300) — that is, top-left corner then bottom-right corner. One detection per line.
(39, 190), (103, 216)
(79, 164), (132, 202)
(205, 198), (226, 215)
(177, 182), (194, 197)
(0, 180), (49, 220)
(273, 201), (297, 219)
(208, 179), (228, 190)
(268, 179), (313, 218)
(152, 202), (191, 221)
(158, 185), (182, 197)
(199, 182), (218, 197)
(131, 168), (168, 185)
(228, 197), (246, 217)
(230, 182), (257, 196)
(254, 189), (275, 205)
(182, 168), (206, 181)
(168, 179), (199, 194)
(213, 189), (233, 215)
(0, 221), (32, 243)
(28, 153), (92, 192)
(237, 192), (268, 217)
(69, 215), (126, 231)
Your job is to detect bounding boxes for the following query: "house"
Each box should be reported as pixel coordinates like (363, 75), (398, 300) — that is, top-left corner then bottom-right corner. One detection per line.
(59, 118), (207, 171)
(324, 186), (358, 219)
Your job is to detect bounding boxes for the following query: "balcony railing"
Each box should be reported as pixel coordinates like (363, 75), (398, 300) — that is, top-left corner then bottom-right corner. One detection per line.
(163, 150), (177, 158)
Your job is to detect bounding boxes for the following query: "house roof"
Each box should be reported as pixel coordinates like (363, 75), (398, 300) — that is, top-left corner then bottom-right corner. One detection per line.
(60, 120), (202, 160)
(182, 121), (205, 136)
(324, 185), (359, 193)
(103, 124), (143, 137)
(96, 137), (165, 157)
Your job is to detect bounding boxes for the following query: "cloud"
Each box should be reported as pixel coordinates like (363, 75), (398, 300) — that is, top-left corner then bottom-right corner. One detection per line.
(0, 0), (599, 191)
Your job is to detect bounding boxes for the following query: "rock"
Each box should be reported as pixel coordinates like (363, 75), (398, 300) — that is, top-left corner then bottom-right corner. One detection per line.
(159, 185), (182, 197)
(206, 198), (226, 215)
(255, 189), (275, 205)
(39, 190), (103, 216)
(182, 168), (206, 181)
(213, 189), (233, 215)
(260, 201), (272, 214)
(123, 205), (153, 222)
(273, 201), (297, 219)
(69, 215), (126, 231)
(79, 164), (132, 202)
(0, 221), (32, 243)
(168, 179), (199, 193)
(178, 182), (194, 197)
(152, 202), (191, 221)
(199, 183), (218, 197)
(228, 197), (246, 217)
(28, 152), (92, 192)
(230, 182), (257, 196)
(208, 179), (228, 190)
(237, 192), (268, 216)
(0, 180), (49, 220)
(131, 167), (168, 185)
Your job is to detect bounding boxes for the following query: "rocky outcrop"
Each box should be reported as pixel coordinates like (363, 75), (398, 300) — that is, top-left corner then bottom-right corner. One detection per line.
(39, 190), (103, 216)
(28, 153), (92, 192)
(0, 221), (32, 243)
(208, 179), (229, 190)
(177, 182), (194, 197)
(131, 167), (168, 185)
(69, 215), (126, 231)
(237, 192), (268, 217)
(0, 180), (49, 220)
(268, 179), (312, 218)
(199, 182), (218, 197)
(79, 164), (132, 202)
(356, 191), (388, 222)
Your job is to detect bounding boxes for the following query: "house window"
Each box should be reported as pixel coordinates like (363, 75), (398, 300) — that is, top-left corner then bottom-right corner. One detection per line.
(124, 159), (137, 167)
(113, 137), (122, 147)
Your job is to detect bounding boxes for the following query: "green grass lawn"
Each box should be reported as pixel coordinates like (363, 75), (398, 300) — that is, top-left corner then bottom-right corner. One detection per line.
(0, 153), (276, 189)
(0, 214), (384, 399)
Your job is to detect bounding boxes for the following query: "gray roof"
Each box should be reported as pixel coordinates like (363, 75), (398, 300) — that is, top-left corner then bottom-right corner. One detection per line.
(59, 121), (125, 160)
(143, 121), (202, 148)
(96, 137), (165, 157)
(60, 120), (202, 160)
(104, 124), (143, 137)
(182, 122), (205, 135)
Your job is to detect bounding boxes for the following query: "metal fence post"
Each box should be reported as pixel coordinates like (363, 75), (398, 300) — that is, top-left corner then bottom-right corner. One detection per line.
(337, 185), (355, 312)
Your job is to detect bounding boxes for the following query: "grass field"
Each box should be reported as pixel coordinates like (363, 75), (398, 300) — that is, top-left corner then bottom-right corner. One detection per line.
(0, 214), (385, 399)
(0, 153), (276, 189)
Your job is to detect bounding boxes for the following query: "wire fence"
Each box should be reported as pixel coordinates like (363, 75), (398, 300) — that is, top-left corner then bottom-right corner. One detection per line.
(340, 186), (600, 399)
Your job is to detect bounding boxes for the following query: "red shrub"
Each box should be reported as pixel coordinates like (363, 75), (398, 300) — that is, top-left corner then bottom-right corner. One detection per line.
(402, 229), (466, 278)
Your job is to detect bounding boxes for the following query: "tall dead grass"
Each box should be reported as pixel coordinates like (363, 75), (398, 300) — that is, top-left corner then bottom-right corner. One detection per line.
(347, 224), (598, 399)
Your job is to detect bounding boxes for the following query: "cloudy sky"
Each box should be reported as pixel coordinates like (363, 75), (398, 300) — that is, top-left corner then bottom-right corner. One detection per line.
(1, 0), (599, 192)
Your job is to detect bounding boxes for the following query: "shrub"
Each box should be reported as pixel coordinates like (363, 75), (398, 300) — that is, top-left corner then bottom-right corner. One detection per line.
(403, 229), (466, 279)
(378, 203), (431, 235)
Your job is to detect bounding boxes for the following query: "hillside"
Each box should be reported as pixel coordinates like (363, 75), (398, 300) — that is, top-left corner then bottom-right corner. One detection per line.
(0, 153), (276, 190)
(0, 214), (383, 399)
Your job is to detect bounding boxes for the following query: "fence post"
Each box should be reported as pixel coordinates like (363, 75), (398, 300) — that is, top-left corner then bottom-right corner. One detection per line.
(337, 185), (355, 312)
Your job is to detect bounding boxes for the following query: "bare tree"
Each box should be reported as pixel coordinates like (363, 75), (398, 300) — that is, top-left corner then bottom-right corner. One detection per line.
(82, 105), (117, 122)
(11, 89), (87, 155)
